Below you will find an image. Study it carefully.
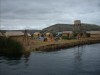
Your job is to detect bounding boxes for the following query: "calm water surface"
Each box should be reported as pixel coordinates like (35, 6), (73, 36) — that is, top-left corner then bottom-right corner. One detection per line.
(0, 44), (100, 75)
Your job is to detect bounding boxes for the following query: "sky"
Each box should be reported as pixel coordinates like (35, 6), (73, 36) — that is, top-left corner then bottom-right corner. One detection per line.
(0, 0), (100, 30)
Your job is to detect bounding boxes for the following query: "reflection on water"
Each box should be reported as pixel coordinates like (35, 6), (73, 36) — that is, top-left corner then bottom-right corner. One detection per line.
(74, 45), (83, 61)
(0, 44), (100, 75)
(23, 51), (31, 66)
(0, 50), (31, 66)
(73, 45), (84, 73)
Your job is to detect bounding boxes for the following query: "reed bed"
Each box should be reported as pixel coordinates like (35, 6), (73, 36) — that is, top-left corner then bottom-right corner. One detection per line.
(31, 37), (100, 51)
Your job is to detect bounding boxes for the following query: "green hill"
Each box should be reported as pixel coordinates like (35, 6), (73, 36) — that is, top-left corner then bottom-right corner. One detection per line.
(41, 23), (100, 33)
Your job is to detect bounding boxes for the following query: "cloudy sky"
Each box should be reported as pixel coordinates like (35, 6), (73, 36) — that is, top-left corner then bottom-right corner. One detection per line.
(0, 0), (100, 30)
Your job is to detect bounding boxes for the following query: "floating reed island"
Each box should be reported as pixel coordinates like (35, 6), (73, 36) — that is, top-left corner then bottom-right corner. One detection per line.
(27, 37), (100, 51)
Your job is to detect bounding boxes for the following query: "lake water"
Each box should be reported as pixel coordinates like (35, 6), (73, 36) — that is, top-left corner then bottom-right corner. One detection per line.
(0, 44), (100, 75)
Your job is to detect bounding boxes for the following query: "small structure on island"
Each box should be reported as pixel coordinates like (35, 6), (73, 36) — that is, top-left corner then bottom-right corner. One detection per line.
(45, 32), (54, 41)
(45, 32), (53, 37)
(5, 31), (24, 38)
(73, 20), (86, 39)
(5, 31), (30, 45)
(86, 31), (100, 37)
(73, 20), (82, 33)
(33, 32), (41, 39)
(62, 31), (73, 38)
(60, 31), (73, 40)
(5, 31), (25, 44)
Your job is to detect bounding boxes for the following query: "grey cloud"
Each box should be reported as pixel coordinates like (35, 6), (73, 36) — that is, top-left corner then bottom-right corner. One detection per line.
(97, 3), (100, 7)
(0, 0), (100, 30)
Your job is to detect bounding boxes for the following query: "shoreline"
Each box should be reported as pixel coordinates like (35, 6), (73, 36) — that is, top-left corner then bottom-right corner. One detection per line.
(30, 37), (100, 51)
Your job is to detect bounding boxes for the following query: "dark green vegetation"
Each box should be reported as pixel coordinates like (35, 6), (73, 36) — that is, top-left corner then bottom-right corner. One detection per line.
(0, 37), (24, 59)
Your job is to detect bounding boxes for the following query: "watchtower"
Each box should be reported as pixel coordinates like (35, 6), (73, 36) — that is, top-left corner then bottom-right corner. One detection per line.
(73, 20), (82, 33)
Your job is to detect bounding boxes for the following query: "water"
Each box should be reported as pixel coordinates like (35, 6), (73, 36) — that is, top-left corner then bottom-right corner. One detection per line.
(0, 44), (100, 75)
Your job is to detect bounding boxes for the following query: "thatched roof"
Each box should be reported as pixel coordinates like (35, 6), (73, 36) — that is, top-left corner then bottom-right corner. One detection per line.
(46, 32), (52, 35)
(86, 31), (100, 34)
(45, 32), (53, 37)
(34, 32), (41, 35)
(5, 31), (24, 37)
(27, 33), (31, 36)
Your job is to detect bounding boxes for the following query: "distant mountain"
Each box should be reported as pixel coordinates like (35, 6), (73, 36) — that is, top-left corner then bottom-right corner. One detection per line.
(23, 30), (41, 34)
(0, 30), (41, 34)
(41, 23), (100, 33)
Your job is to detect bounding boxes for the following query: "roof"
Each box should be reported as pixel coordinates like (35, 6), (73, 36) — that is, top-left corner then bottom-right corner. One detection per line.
(27, 33), (31, 36)
(5, 31), (24, 37)
(34, 32), (41, 35)
(62, 31), (72, 34)
(46, 32), (52, 35)
(86, 31), (100, 34)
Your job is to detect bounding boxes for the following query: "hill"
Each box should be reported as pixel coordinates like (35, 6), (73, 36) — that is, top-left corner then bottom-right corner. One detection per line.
(41, 23), (100, 33)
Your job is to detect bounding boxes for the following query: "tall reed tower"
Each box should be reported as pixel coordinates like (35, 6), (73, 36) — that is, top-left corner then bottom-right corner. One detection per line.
(73, 20), (82, 33)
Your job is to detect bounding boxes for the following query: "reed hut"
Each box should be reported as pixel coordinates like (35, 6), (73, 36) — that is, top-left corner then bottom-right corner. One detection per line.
(86, 31), (100, 37)
(45, 32), (53, 37)
(5, 31), (30, 45)
(33, 32), (41, 39)
(5, 31), (24, 37)
(62, 31), (73, 38)
(45, 32), (54, 41)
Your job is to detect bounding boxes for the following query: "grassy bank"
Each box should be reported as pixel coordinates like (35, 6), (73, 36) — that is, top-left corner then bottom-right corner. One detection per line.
(30, 37), (100, 51)
(1, 36), (100, 54)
